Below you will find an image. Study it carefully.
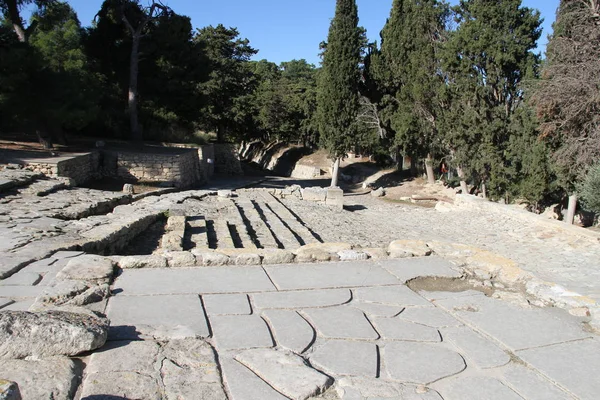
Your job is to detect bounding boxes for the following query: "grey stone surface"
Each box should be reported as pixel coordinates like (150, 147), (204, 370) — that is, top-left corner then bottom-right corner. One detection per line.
(338, 249), (369, 261)
(265, 262), (399, 290)
(164, 250), (196, 267)
(117, 254), (168, 269)
(0, 272), (41, 286)
(517, 338), (600, 400)
(303, 306), (379, 340)
(502, 364), (573, 400)
(385, 342), (466, 384)
(203, 293), (251, 315)
(388, 240), (432, 258)
(235, 253), (262, 265)
(21, 258), (57, 273)
(87, 340), (160, 374)
(335, 377), (444, 400)
(437, 376), (523, 400)
(310, 340), (378, 377)
(262, 249), (296, 265)
(80, 371), (162, 400)
(252, 288), (352, 309)
(373, 318), (441, 342)
(56, 254), (114, 284)
(0, 311), (107, 359)
(0, 285), (43, 299)
(0, 300), (32, 312)
(51, 251), (84, 259)
(107, 294), (210, 340)
(354, 285), (432, 307)
(194, 251), (232, 266)
(263, 309), (315, 353)
(236, 348), (333, 400)
(351, 301), (404, 317)
(0, 357), (78, 400)
(441, 326), (510, 369)
(398, 306), (462, 328)
(113, 266), (276, 295)
(435, 295), (591, 351)
(379, 257), (461, 283)
(211, 315), (274, 350)
(0, 299), (13, 310)
(220, 354), (289, 400)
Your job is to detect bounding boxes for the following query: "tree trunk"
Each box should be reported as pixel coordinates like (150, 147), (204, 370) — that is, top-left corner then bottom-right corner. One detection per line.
(425, 153), (435, 184)
(456, 166), (469, 194)
(481, 182), (487, 199)
(129, 33), (142, 142)
(5, 0), (27, 42)
(566, 194), (578, 225)
(330, 158), (340, 187)
(410, 154), (417, 177)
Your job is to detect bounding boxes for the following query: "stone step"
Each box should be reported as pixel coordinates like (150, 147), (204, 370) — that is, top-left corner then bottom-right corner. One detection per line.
(221, 199), (257, 250)
(187, 216), (209, 250)
(235, 199), (280, 249)
(254, 200), (303, 250)
(258, 191), (321, 246)
(212, 219), (235, 249)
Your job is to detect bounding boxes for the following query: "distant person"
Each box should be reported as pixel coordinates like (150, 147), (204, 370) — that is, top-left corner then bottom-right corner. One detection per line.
(440, 162), (448, 181)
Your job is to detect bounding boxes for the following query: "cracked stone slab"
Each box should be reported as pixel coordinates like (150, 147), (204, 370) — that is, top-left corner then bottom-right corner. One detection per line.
(0, 298), (13, 309)
(107, 294), (210, 340)
(264, 261), (400, 290)
(435, 294), (591, 351)
(0, 272), (41, 286)
(441, 326), (510, 369)
(336, 377), (444, 400)
(351, 301), (404, 317)
(263, 309), (315, 353)
(501, 363), (574, 400)
(113, 266), (276, 295)
(220, 354), (288, 400)
(310, 340), (378, 377)
(303, 306), (379, 340)
(385, 342), (466, 384)
(87, 340), (160, 374)
(353, 285), (432, 307)
(0, 285), (44, 299)
(203, 293), (252, 315)
(20, 258), (57, 273)
(0, 299), (32, 311)
(379, 257), (462, 283)
(252, 288), (352, 309)
(398, 306), (463, 328)
(56, 254), (114, 284)
(51, 251), (84, 259)
(436, 376), (523, 400)
(0, 357), (79, 400)
(236, 348), (333, 400)
(210, 315), (274, 350)
(79, 371), (162, 400)
(517, 338), (600, 400)
(373, 318), (441, 342)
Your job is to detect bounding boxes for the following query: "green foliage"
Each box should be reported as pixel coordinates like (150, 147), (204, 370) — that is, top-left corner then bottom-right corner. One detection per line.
(580, 164), (600, 214)
(316, 0), (362, 158)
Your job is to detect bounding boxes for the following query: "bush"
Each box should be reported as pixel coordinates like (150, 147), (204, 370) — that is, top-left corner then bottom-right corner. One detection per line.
(580, 164), (600, 214)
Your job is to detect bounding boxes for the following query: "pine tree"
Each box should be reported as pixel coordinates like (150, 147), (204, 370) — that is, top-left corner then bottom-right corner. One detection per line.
(375, 0), (449, 183)
(317, 0), (362, 186)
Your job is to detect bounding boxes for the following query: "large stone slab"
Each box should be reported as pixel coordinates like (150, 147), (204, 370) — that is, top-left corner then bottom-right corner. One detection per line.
(303, 306), (379, 340)
(502, 364), (573, 400)
(263, 309), (315, 353)
(398, 306), (462, 328)
(0, 299), (13, 310)
(0, 285), (44, 299)
(56, 254), (114, 284)
(373, 318), (441, 342)
(351, 301), (404, 317)
(80, 371), (162, 400)
(379, 257), (462, 283)
(0, 272), (41, 286)
(107, 294), (210, 340)
(353, 285), (432, 307)
(0, 311), (107, 359)
(517, 338), (600, 400)
(203, 293), (252, 315)
(310, 340), (378, 377)
(335, 377), (444, 400)
(87, 340), (160, 374)
(236, 348), (333, 400)
(113, 266), (276, 295)
(210, 315), (274, 350)
(220, 354), (288, 400)
(435, 295), (591, 351)
(385, 342), (466, 384)
(252, 288), (352, 309)
(441, 326), (510, 369)
(264, 261), (399, 291)
(0, 357), (79, 400)
(438, 376), (523, 400)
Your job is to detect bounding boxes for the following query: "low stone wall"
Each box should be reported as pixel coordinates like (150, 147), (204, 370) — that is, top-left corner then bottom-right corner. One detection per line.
(213, 144), (243, 175)
(291, 164), (323, 179)
(24, 152), (97, 185)
(114, 150), (204, 189)
(267, 185), (344, 210)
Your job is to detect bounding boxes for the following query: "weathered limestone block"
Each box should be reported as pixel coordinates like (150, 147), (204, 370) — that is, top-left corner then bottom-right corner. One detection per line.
(235, 253), (262, 266)
(35, 280), (109, 308)
(0, 358), (78, 400)
(371, 187), (385, 198)
(218, 190), (234, 198)
(56, 255), (115, 284)
(0, 311), (108, 359)
(164, 251), (196, 267)
(338, 249), (369, 261)
(122, 183), (134, 194)
(117, 255), (168, 269)
(301, 187), (327, 202)
(261, 249), (296, 265)
(161, 232), (183, 251)
(363, 248), (389, 260)
(192, 251), (231, 267)
(0, 380), (20, 400)
(80, 371), (162, 400)
(326, 187), (344, 209)
(295, 242), (351, 262)
(388, 240), (432, 258)
(167, 215), (187, 232)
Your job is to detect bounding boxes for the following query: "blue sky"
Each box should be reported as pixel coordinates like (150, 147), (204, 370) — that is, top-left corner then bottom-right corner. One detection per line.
(46, 0), (560, 65)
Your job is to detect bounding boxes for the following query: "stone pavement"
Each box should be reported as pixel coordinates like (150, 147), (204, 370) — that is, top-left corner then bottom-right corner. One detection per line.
(70, 256), (595, 400)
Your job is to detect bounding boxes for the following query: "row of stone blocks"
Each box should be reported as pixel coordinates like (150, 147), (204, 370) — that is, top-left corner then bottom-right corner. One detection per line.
(268, 185), (344, 209)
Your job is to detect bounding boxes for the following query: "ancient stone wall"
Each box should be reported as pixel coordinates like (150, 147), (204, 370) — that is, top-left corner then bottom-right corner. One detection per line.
(115, 150), (204, 188)
(213, 144), (243, 175)
(25, 153), (97, 185)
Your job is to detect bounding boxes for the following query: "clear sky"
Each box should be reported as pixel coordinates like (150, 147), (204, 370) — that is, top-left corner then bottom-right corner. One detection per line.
(54, 0), (560, 65)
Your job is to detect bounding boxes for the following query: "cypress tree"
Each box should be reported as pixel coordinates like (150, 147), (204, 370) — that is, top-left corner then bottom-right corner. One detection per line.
(317, 0), (362, 186)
